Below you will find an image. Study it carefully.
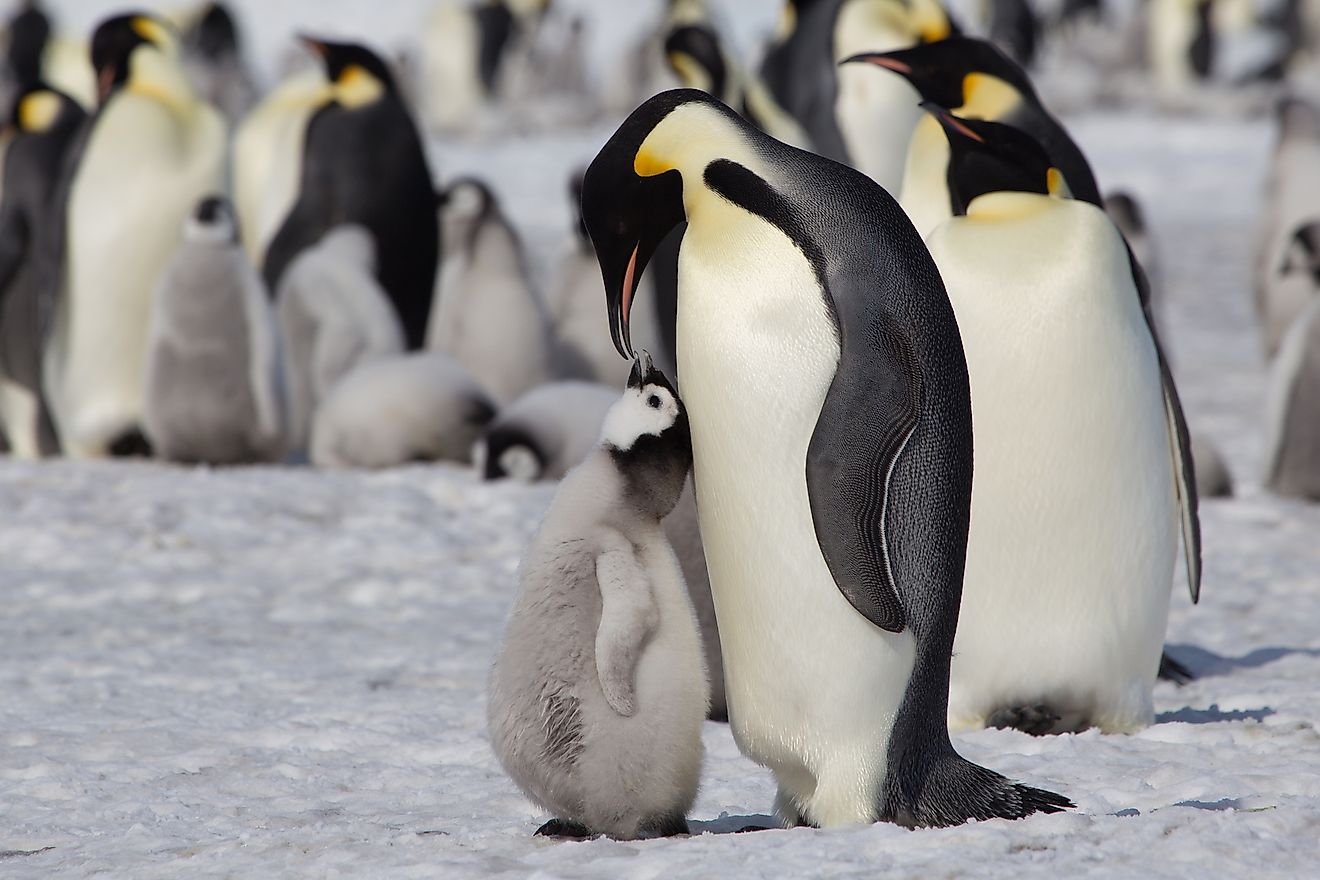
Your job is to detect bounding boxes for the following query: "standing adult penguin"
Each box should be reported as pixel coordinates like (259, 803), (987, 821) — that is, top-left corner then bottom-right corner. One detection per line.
(143, 196), (282, 465)
(0, 84), (85, 457)
(5, 0), (50, 88)
(179, 2), (258, 124)
(43, 14), (226, 458)
(1265, 258), (1320, 500)
(581, 89), (1071, 828)
(262, 36), (437, 350)
(843, 36), (1101, 239)
(920, 109), (1200, 734)
(1148, 0), (1217, 92)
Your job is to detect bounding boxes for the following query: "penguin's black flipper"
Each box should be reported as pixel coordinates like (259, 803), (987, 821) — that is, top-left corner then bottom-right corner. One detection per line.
(0, 204), (30, 300)
(1158, 651), (1196, 685)
(806, 314), (920, 634)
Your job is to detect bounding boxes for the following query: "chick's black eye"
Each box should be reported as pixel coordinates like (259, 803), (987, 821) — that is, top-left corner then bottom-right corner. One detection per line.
(647, 394), (661, 409)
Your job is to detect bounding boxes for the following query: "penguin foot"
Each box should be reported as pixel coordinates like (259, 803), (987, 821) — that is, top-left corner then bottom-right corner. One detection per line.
(986, 704), (1063, 736)
(1158, 651), (1196, 686)
(108, 428), (152, 458)
(534, 818), (592, 840)
(880, 753), (1074, 828)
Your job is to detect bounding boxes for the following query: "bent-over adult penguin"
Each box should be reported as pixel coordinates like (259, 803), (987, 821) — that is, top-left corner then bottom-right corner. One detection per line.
(489, 355), (707, 841)
(262, 36), (437, 350)
(843, 36), (1101, 239)
(920, 109), (1200, 734)
(0, 84), (85, 457)
(44, 14), (226, 457)
(582, 89), (1071, 828)
(143, 196), (282, 464)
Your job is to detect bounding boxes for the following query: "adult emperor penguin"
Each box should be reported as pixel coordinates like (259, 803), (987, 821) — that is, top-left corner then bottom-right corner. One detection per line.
(43, 14), (225, 458)
(488, 355), (708, 840)
(920, 109), (1200, 734)
(581, 89), (1071, 828)
(426, 177), (550, 403)
(843, 36), (1101, 240)
(143, 196), (282, 464)
(0, 85), (85, 457)
(262, 36), (437, 350)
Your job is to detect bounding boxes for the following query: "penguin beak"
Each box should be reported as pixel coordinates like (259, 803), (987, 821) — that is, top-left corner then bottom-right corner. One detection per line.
(841, 52), (913, 76)
(920, 101), (983, 143)
(299, 34), (329, 58)
(581, 151), (685, 361)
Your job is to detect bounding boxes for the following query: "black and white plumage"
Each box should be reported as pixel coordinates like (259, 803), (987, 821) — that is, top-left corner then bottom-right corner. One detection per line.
(488, 357), (707, 841)
(582, 89), (1070, 828)
(262, 37), (437, 350)
(0, 84), (84, 457)
(479, 380), (618, 482)
(143, 196), (282, 465)
(179, 2), (258, 124)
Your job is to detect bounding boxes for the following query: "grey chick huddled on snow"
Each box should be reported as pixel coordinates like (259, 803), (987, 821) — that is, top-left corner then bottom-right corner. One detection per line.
(487, 354), (707, 841)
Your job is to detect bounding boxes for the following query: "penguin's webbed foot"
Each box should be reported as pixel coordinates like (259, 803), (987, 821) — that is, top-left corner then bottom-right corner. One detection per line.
(987, 704), (1062, 736)
(534, 818), (593, 840)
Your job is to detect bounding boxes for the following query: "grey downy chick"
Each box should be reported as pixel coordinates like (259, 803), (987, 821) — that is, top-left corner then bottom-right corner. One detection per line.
(487, 353), (708, 840)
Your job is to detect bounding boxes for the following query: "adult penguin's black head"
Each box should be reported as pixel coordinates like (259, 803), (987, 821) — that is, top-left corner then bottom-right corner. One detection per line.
(923, 103), (1066, 215)
(90, 13), (171, 105)
(581, 90), (716, 359)
(8, 0), (51, 86)
(300, 35), (396, 103)
(190, 2), (240, 61)
(841, 35), (1036, 115)
(664, 24), (729, 101)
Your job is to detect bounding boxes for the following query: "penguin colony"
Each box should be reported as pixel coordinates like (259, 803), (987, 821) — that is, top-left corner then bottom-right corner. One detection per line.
(0, 0), (1309, 844)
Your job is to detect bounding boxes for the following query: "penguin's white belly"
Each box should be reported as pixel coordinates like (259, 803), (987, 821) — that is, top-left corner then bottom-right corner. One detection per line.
(49, 95), (224, 456)
(931, 203), (1176, 733)
(677, 220), (915, 825)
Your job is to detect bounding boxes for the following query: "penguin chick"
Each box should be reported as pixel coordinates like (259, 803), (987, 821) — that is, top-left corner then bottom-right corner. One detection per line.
(480, 380), (619, 481)
(488, 355), (707, 841)
(143, 196), (283, 464)
(426, 177), (551, 403)
(1265, 262), (1320, 500)
(276, 225), (405, 455)
(310, 351), (495, 469)
(179, 2), (257, 124)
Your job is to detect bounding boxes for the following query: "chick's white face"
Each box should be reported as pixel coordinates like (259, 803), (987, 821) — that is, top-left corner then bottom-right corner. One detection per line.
(600, 382), (681, 451)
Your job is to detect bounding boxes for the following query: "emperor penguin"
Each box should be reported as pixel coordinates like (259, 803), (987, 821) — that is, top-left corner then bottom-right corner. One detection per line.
(987, 0), (1040, 67)
(262, 36), (437, 350)
(309, 351), (495, 470)
(488, 355), (708, 840)
(143, 196), (282, 465)
(479, 380), (619, 482)
(545, 171), (667, 385)
(1265, 271), (1320, 500)
(5, 1), (49, 88)
(843, 36), (1101, 240)
(581, 89), (1071, 828)
(1256, 95), (1320, 359)
(1148, 0), (1217, 92)
(426, 177), (550, 404)
(3, 2), (96, 110)
(43, 14), (226, 458)
(178, 2), (258, 125)
(0, 85), (85, 458)
(276, 225), (405, 455)
(919, 108), (1201, 735)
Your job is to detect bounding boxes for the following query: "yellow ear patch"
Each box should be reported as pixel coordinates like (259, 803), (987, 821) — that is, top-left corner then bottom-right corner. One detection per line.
(131, 16), (171, 47)
(960, 72), (1020, 119)
(334, 64), (384, 108)
(18, 91), (60, 132)
(634, 148), (673, 178)
(1047, 167), (1072, 198)
(911, 0), (952, 42)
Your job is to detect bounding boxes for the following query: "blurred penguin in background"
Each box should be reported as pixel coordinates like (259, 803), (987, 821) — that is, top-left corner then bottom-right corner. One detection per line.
(603, 0), (702, 119)
(178, 2), (258, 124)
(986, 0), (1040, 68)
(277, 225), (404, 456)
(1147, 0), (1218, 92)
(310, 351), (495, 470)
(0, 84), (85, 458)
(231, 67), (325, 266)
(143, 196), (282, 465)
(1257, 95), (1320, 359)
(1265, 255), (1320, 500)
(479, 380), (618, 482)
(427, 177), (551, 404)
(545, 171), (668, 385)
(44, 14), (226, 458)
(2, 1), (96, 110)
(262, 36), (437, 350)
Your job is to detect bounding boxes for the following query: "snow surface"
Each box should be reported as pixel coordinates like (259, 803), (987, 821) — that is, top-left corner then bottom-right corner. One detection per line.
(4, 1), (1320, 877)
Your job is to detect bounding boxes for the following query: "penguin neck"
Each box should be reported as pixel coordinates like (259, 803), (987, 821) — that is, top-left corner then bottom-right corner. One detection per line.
(964, 191), (1060, 223)
(832, 0), (914, 60)
(125, 47), (201, 116)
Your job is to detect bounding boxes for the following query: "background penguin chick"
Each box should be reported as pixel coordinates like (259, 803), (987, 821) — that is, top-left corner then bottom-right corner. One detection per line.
(478, 380), (619, 482)
(309, 351), (495, 470)
(276, 225), (405, 456)
(427, 177), (551, 403)
(1264, 292), (1320, 500)
(488, 357), (707, 841)
(143, 196), (284, 465)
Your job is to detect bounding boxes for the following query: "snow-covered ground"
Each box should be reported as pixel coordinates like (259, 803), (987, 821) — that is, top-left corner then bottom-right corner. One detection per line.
(4, 1), (1320, 877)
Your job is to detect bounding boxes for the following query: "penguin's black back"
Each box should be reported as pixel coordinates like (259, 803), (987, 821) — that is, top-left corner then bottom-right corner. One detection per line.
(757, 0), (849, 163)
(6, 3), (50, 86)
(262, 94), (438, 350)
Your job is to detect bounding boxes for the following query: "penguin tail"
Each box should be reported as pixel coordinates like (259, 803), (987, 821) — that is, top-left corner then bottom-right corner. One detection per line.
(882, 754), (1073, 828)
